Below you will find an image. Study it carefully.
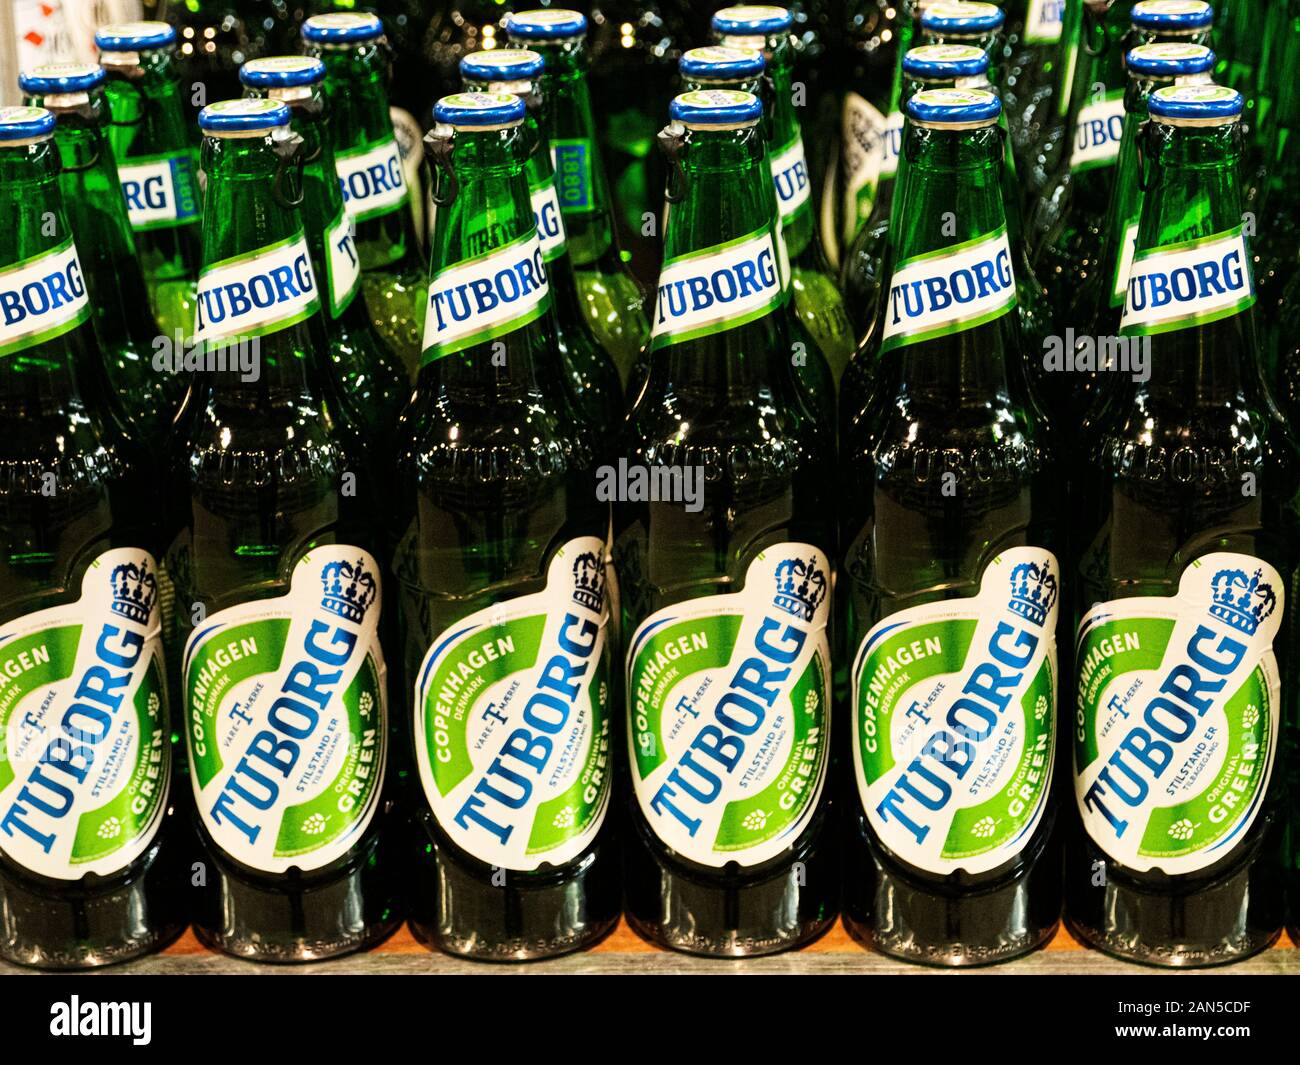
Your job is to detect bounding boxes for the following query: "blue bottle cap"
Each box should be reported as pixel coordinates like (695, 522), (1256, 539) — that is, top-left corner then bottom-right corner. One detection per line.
(679, 46), (766, 81)
(920, 2), (1006, 35)
(712, 6), (793, 37)
(504, 10), (589, 40)
(239, 56), (327, 89)
(301, 12), (385, 45)
(669, 89), (764, 128)
(1148, 84), (1243, 123)
(95, 21), (177, 52)
(1131, 1), (1214, 32)
(1125, 42), (1215, 78)
(433, 92), (528, 128)
(0, 106), (56, 142)
(902, 44), (990, 81)
(19, 63), (107, 95)
(906, 86), (1002, 126)
(460, 49), (547, 84)
(199, 98), (292, 134)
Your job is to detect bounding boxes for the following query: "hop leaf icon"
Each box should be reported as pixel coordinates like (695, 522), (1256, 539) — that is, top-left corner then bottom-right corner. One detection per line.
(742, 809), (769, 832)
(1242, 703), (1260, 730)
(302, 812), (329, 835)
(804, 689), (819, 715)
(96, 816), (122, 840)
(552, 805), (575, 829)
(358, 692), (374, 718)
(1034, 695), (1048, 721)
(1168, 818), (1196, 842)
(148, 692), (161, 715)
(971, 816), (997, 839)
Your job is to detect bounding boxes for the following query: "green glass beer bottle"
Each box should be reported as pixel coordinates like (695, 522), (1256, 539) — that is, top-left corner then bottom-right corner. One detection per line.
(712, 6), (856, 389)
(1057, 42), (1214, 421)
(824, 0), (908, 266)
(459, 48), (624, 431)
(841, 88), (1061, 966)
(618, 89), (838, 956)
(919, 2), (1006, 79)
(1068, 84), (1293, 966)
(1129, 1), (1213, 49)
(999, 0), (1068, 183)
(169, 98), (401, 961)
(1024, 0), (1082, 198)
(302, 13), (427, 377)
(0, 106), (185, 968)
(95, 22), (204, 343)
(18, 63), (186, 450)
(240, 55), (408, 452)
(395, 91), (619, 960)
(504, 9), (649, 384)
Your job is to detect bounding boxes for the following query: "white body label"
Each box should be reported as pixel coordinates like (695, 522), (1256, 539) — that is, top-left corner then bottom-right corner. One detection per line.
(882, 227), (1017, 350)
(421, 230), (551, 361)
(184, 547), (388, 874)
(853, 550), (1059, 875)
(195, 234), (320, 345)
(627, 547), (832, 868)
(1120, 227), (1254, 336)
(1074, 554), (1281, 874)
(336, 137), (409, 223)
(0, 550), (171, 880)
(651, 227), (784, 349)
(413, 537), (613, 871)
(0, 239), (90, 357)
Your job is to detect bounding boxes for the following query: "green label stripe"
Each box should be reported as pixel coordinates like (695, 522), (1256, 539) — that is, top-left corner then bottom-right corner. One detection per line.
(714, 649), (827, 852)
(943, 655), (1054, 860)
(324, 205), (360, 319)
(857, 619), (977, 783)
(1074, 616), (1175, 769)
(0, 625), (82, 794)
(71, 654), (167, 865)
(527, 655), (611, 854)
(422, 615), (547, 795)
(274, 652), (383, 858)
(186, 619), (290, 790)
(629, 615), (743, 780)
(1137, 666), (1270, 861)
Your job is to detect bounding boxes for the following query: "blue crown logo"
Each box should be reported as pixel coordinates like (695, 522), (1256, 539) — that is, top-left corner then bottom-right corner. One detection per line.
(773, 557), (828, 621)
(1008, 559), (1058, 627)
(572, 552), (604, 612)
(110, 558), (157, 625)
(319, 558), (377, 623)
(1210, 567), (1276, 636)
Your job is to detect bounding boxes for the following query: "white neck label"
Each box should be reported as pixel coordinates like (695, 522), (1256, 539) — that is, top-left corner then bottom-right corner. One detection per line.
(1120, 227), (1254, 336)
(1025, 0), (1066, 44)
(0, 239), (91, 357)
(336, 136), (409, 223)
(770, 134), (812, 222)
(118, 151), (201, 231)
(1071, 91), (1125, 171)
(195, 233), (320, 345)
(530, 174), (568, 262)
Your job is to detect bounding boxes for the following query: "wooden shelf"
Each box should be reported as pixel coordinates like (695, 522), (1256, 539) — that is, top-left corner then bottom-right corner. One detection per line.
(8, 920), (1294, 975)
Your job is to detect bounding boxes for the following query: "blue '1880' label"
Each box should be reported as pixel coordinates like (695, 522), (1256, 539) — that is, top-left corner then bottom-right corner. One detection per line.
(1120, 226), (1254, 336)
(881, 226), (1017, 351)
(551, 139), (593, 212)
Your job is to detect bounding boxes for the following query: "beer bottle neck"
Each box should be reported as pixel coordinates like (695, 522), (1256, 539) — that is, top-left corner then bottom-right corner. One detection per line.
(417, 123), (558, 398)
(881, 121), (1014, 396)
(103, 49), (189, 151)
(1062, 1), (1134, 185)
(0, 141), (92, 405)
(314, 42), (393, 148)
(1129, 120), (1257, 398)
(196, 132), (320, 396)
